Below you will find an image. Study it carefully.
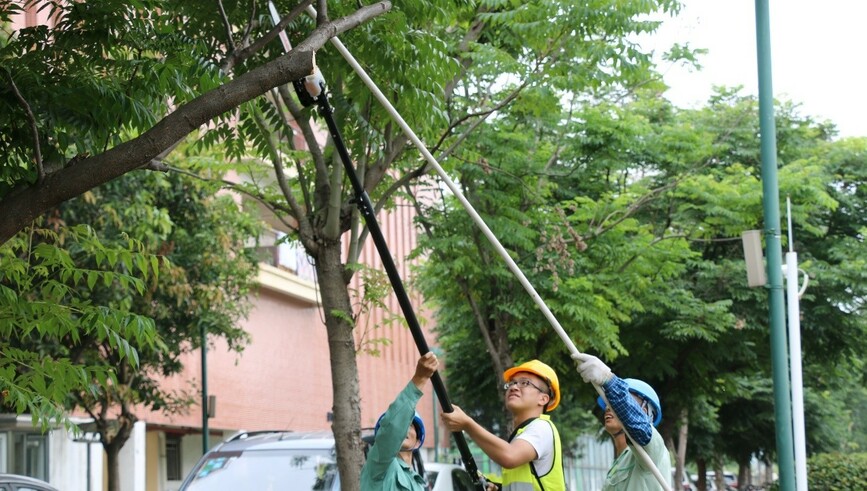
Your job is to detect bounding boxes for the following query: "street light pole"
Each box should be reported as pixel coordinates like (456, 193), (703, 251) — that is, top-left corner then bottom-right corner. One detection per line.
(754, 1), (796, 490)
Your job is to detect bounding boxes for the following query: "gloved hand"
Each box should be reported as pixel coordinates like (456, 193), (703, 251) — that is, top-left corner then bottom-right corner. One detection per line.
(572, 353), (613, 386)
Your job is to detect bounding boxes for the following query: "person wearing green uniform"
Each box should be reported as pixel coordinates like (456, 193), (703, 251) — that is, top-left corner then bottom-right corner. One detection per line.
(361, 352), (438, 491)
(441, 360), (566, 491)
(573, 353), (672, 491)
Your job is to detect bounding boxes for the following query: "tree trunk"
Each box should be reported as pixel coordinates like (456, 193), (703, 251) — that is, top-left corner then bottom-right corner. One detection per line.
(696, 458), (708, 491)
(100, 415), (134, 491)
(713, 458), (725, 490)
(675, 408), (689, 490)
(738, 461), (750, 490)
(763, 457), (773, 487)
(316, 240), (363, 491)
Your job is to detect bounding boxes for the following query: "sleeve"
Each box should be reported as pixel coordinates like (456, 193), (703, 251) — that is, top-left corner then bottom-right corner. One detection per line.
(602, 375), (653, 446)
(635, 427), (669, 472)
(363, 382), (424, 480)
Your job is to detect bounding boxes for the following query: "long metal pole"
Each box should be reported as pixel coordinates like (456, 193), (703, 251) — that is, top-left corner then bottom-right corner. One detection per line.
(315, 88), (487, 491)
(305, 7), (670, 490)
(786, 200), (808, 491)
(786, 252), (807, 491)
(754, 1), (795, 490)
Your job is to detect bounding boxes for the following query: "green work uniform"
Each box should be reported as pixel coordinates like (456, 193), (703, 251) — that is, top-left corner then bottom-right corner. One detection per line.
(360, 382), (427, 491)
(603, 426), (671, 491)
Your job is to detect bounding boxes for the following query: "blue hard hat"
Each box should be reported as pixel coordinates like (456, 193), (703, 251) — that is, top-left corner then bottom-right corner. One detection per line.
(375, 411), (425, 449)
(597, 378), (663, 427)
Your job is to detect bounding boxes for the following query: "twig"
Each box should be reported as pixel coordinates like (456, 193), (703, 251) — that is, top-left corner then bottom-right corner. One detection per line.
(4, 69), (44, 183)
(216, 0), (237, 52)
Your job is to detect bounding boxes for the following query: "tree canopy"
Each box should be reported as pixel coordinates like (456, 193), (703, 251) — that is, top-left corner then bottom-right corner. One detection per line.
(415, 84), (867, 482)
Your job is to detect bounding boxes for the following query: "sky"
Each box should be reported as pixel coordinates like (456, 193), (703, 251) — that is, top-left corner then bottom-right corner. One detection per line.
(638, 0), (867, 138)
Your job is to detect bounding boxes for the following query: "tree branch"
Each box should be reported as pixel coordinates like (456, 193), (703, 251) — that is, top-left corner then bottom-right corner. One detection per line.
(4, 69), (44, 183)
(162, 164), (304, 245)
(216, 0), (237, 52)
(0, 2), (392, 246)
(250, 107), (317, 249)
(223, 0), (314, 72)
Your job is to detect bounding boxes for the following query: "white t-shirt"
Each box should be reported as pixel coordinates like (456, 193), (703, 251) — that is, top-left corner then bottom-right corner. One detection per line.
(514, 419), (555, 475)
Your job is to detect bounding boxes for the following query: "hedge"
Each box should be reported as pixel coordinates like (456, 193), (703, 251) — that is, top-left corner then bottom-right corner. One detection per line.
(807, 452), (867, 490)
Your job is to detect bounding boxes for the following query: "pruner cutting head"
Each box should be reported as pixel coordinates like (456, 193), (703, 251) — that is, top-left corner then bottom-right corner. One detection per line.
(293, 52), (326, 107)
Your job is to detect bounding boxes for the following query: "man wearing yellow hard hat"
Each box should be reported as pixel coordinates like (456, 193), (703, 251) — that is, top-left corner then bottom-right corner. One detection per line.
(441, 360), (566, 491)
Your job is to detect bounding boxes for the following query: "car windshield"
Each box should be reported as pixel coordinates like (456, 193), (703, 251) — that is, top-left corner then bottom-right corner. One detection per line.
(185, 449), (339, 491)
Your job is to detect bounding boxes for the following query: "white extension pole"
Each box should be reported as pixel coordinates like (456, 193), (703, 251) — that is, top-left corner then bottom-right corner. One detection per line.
(299, 6), (672, 490)
(786, 199), (808, 491)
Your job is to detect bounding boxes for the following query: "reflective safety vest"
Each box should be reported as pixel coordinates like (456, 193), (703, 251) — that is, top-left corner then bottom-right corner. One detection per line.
(501, 414), (566, 491)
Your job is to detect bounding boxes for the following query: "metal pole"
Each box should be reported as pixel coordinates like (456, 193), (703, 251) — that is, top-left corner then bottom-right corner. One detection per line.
(303, 8), (670, 489)
(433, 390), (440, 462)
(86, 441), (91, 491)
(786, 200), (808, 491)
(785, 252), (807, 491)
(754, 1), (795, 489)
(201, 325), (209, 454)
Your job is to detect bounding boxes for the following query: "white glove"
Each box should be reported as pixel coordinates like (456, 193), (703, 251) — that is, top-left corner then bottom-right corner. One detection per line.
(572, 353), (613, 386)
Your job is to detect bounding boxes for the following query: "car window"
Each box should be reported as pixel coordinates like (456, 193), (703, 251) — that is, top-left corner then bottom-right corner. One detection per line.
(184, 449), (339, 491)
(451, 468), (475, 491)
(425, 470), (439, 491)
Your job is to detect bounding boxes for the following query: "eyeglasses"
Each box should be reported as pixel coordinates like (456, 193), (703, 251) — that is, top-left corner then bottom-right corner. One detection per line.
(504, 379), (549, 394)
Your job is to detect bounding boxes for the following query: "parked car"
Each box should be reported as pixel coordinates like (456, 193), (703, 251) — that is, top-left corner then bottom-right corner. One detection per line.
(690, 471), (738, 491)
(0, 473), (59, 491)
(424, 462), (476, 491)
(178, 430), (475, 491)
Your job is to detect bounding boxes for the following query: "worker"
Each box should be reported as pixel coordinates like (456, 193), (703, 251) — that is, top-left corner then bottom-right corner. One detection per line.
(361, 352), (438, 490)
(441, 359), (566, 491)
(573, 353), (671, 490)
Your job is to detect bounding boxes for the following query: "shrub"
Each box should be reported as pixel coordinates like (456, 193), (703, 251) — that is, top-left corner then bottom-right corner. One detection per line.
(807, 452), (867, 490)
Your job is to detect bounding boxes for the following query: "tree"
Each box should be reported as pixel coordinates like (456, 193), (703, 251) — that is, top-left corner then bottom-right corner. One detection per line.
(5, 168), (260, 491)
(1, 223), (158, 427)
(68, 170), (259, 491)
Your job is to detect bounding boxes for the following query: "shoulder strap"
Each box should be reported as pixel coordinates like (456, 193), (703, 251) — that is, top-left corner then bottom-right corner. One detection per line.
(507, 417), (538, 442)
(508, 417), (548, 491)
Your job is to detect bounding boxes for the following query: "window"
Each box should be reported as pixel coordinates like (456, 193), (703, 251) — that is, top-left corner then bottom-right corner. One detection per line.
(254, 229), (317, 283)
(12, 433), (47, 481)
(166, 434), (182, 481)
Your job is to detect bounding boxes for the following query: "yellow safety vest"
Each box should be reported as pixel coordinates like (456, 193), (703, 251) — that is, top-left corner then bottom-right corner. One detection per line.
(501, 414), (565, 491)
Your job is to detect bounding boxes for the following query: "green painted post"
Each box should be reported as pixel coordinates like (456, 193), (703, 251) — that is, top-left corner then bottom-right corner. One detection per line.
(754, 1), (795, 490)
(433, 390), (439, 462)
(201, 325), (209, 454)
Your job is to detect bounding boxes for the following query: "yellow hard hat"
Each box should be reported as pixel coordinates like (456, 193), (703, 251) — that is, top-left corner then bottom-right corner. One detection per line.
(503, 360), (561, 411)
